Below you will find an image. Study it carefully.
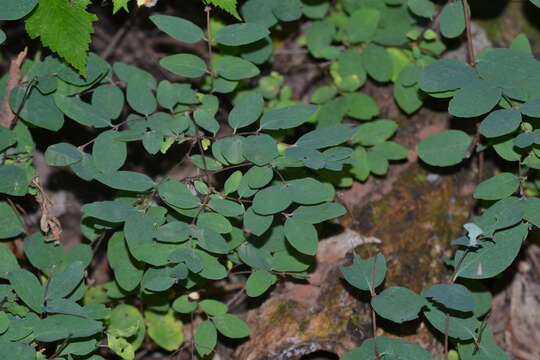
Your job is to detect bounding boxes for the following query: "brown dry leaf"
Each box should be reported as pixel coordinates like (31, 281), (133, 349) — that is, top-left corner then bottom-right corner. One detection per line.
(32, 176), (62, 242)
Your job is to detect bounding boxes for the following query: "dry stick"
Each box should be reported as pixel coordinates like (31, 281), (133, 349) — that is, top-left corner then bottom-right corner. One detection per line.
(462, 0), (476, 68)
(0, 48), (28, 128)
(101, 8), (138, 60)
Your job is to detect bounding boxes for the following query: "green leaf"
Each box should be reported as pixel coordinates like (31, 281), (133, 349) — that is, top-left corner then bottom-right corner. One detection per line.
(345, 93), (379, 121)
(158, 179), (200, 209)
(200, 300), (228, 316)
(0, 165), (29, 196)
(473, 173), (519, 200)
(244, 166), (273, 189)
(305, 20), (338, 59)
(10, 86), (64, 131)
(418, 130), (471, 167)
(311, 86), (337, 104)
(172, 295), (198, 314)
(156, 221), (191, 243)
(228, 92), (264, 130)
(0, 30), (4, 45)
(54, 95), (111, 128)
(92, 85), (124, 120)
(0, 244), (19, 279)
(243, 134), (278, 165)
(197, 250), (228, 280)
(141, 267), (175, 292)
(0, 0), (37, 20)
(224, 170), (243, 195)
(440, 0), (465, 38)
(206, 0), (241, 19)
(449, 79), (502, 118)
(259, 104), (317, 130)
(362, 44), (393, 82)
(46, 261), (85, 299)
(215, 56), (260, 80)
(95, 171), (154, 192)
(150, 14), (205, 43)
(126, 78), (157, 115)
(252, 184), (292, 215)
(81, 201), (136, 223)
(108, 305), (145, 356)
(519, 98), (540, 117)
(510, 33), (533, 54)
(23, 233), (63, 276)
(332, 49), (367, 92)
(284, 218), (318, 255)
(372, 141), (408, 160)
(45, 143), (82, 166)
(92, 131), (127, 173)
(423, 301), (480, 340)
(394, 82), (424, 114)
(455, 223), (528, 279)
(408, 0), (436, 17)
(419, 59), (477, 93)
(246, 270), (277, 297)
(244, 207), (273, 236)
(108, 232), (143, 292)
(339, 253), (387, 292)
(190, 155), (223, 170)
(353, 120), (397, 146)
(342, 336), (435, 360)
(350, 147), (370, 181)
(25, 0), (97, 74)
(522, 197), (540, 227)
(144, 310), (184, 351)
(216, 23), (269, 46)
(272, 249), (313, 272)
(112, 0), (129, 13)
(291, 202), (346, 223)
(34, 314), (103, 342)
(195, 320), (217, 356)
(0, 128), (15, 153)
(423, 283), (475, 313)
(160, 54), (208, 78)
(479, 109), (522, 138)
(208, 197), (245, 217)
(212, 314), (250, 339)
(371, 286), (426, 323)
(288, 178), (334, 204)
(346, 8), (380, 43)
(8, 269), (44, 313)
(0, 203), (24, 240)
(197, 213), (232, 234)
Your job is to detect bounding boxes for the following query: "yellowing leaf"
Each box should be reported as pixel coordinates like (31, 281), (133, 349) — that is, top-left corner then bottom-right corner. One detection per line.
(25, 0), (97, 74)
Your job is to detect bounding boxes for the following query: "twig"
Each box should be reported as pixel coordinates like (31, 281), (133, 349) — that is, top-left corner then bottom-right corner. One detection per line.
(463, 0), (476, 67)
(32, 175), (62, 242)
(101, 9), (137, 60)
(0, 48), (28, 128)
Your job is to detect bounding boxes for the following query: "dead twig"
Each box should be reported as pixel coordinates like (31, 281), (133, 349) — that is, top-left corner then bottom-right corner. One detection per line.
(0, 48), (28, 128)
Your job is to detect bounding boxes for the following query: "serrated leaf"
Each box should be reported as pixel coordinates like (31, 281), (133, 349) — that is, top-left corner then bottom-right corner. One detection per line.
(206, 0), (241, 19)
(25, 0), (97, 74)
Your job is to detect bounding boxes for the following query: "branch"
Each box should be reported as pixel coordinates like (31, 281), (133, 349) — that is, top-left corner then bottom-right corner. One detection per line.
(0, 48), (28, 129)
(463, 0), (476, 67)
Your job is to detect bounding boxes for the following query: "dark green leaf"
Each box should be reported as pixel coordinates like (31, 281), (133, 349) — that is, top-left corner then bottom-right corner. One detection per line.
(150, 14), (205, 43)
(449, 79), (502, 118)
(339, 253), (387, 292)
(0, 0), (38, 20)
(362, 44), (393, 82)
(195, 320), (217, 356)
(418, 130), (471, 167)
(479, 109), (521, 138)
(160, 54), (208, 77)
(228, 92), (264, 130)
(246, 270), (277, 297)
(8, 269), (44, 313)
(292, 202), (347, 223)
(0, 203), (24, 240)
(243, 134), (278, 165)
(212, 314), (250, 339)
(440, 0), (465, 38)
(215, 56), (260, 80)
(284, 218), (318, 255)
(95, 171), (154, 192)
(420, 59), (477, 93)
(423, 283), (475, 313)
(216, 23), (269, 46)
(371, 286), (426, 323)
(252, 184), (292, 215)
(259, 104), (317, 130)
(45, 142), (82, 166)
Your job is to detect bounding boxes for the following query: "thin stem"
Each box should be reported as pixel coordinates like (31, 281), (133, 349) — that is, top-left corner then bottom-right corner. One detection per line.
(463, 0), (476, 67)
(370, 256), (380, 358)
(204, 6), (215, 80)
